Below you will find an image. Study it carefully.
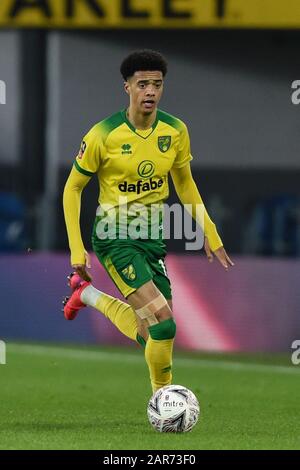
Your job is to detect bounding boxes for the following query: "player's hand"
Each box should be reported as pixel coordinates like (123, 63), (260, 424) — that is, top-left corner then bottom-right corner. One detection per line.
(72, 251), (92, 281)
(204, 237), (234, 271)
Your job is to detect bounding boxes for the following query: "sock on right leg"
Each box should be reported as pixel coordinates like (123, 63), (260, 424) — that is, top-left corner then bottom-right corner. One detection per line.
(81, 285), (144, 345)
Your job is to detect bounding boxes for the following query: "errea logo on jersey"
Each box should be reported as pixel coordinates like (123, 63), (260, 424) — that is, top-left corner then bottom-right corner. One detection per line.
(121, 144), (132, 154)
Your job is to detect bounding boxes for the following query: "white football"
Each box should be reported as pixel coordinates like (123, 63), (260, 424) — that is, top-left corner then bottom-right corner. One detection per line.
(147, 384), (200, 433)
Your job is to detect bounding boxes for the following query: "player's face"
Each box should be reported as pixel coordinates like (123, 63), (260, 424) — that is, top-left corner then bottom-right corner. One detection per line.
(125, 71), (164, 114)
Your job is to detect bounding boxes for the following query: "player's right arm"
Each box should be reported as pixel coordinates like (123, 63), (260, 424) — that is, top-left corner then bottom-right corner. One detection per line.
(63, 125), (101, 280)
(63, 167), (92, 280)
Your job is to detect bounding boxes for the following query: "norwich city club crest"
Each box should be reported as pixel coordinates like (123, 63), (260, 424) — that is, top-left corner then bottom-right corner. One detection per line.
(158, 136), (171, 153)
(121, 264), (136, 281)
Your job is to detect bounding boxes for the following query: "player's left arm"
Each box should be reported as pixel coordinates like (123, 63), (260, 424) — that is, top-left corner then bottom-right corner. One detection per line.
(170, 163), (234, 270)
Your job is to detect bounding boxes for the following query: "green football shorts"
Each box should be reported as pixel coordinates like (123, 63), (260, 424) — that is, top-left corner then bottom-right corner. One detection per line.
(92, 222), (172, 300)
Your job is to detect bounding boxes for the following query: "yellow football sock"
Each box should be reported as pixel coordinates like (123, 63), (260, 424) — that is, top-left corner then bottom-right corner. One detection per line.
(96, 294), (138, 341)
(81, 286), (145, 347)
(145, 318), (176, 393)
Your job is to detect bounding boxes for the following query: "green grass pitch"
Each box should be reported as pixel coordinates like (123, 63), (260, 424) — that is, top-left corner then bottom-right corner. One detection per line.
(0, 342), (299, 450)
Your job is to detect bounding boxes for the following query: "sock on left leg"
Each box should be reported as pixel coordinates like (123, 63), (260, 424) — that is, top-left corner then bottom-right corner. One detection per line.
(145, 318), (176, 393)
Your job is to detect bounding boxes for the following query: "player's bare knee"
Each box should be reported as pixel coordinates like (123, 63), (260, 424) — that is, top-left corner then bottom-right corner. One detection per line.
(135, 294), (167, 326)
(135, 295), (176, 339)
(135, 294), (171, 325)
(137, 318), (149, 341)
(155, 304), (172, 323)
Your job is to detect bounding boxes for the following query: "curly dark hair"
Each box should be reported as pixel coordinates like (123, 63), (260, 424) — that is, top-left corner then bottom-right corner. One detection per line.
(120, 49), (168, 81)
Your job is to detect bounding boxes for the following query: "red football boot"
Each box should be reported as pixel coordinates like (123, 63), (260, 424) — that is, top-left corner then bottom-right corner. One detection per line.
(62, 272), (91, 320)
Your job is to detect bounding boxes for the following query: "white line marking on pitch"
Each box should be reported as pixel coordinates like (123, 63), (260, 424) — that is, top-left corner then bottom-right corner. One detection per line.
(8, 343), (299, 375)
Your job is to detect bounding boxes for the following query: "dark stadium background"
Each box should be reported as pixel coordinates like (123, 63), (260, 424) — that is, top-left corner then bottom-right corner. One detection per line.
(1, 27), (300, 350)
(0, 2), (300, 451)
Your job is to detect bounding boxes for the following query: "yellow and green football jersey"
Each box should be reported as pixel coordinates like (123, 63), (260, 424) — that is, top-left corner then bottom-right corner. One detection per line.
(74, 108), (193, 209)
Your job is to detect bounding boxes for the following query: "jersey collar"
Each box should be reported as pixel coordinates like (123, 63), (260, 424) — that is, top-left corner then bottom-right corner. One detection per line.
(121, 108), (159, 139)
